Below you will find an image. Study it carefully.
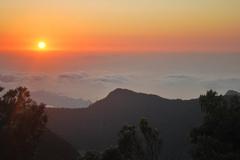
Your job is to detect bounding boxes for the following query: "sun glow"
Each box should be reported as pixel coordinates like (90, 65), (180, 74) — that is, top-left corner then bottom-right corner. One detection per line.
(38, 41), (46, 49)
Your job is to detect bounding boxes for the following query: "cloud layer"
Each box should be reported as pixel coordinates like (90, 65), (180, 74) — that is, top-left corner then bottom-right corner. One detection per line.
(0, 71), (240, 102)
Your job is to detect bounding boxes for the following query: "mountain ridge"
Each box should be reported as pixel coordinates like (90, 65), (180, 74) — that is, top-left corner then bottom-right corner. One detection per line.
(225, 90), (240, 96)
(46, 88), (202, 160)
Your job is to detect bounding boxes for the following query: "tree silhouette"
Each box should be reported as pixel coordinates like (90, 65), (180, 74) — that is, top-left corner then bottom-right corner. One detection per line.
(80, 151), (101, 160)
(118, 118), (161, 160)
(140, 119), (161, 160)
(79, 119), (161, 160)
(118, 125), (144, 160)
(190, 90), (240, 160)
(101, 146), (123, 160)
(0, 87), (48, 160)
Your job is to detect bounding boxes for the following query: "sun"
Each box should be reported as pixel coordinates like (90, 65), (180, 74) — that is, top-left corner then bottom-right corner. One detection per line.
(38, 41), (46, 49)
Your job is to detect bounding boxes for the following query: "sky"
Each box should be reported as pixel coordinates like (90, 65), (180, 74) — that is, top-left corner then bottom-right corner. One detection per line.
(1, 0), (240, 52)
(0, 52), (240, 101)
(0, 0), (240, 102)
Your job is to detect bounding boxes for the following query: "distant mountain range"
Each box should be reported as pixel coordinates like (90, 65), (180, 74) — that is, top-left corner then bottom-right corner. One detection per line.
(225, 90), (240, 96)
(31, 90), (91, 108)
(46, 88), (203, 160)
(39, 89), (239, 160)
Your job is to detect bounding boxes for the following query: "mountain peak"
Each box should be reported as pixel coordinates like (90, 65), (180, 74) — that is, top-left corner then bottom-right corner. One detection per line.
(225, 90), (240, 96)
(105, 88), (167, 102)
(108, 88), (136, 96)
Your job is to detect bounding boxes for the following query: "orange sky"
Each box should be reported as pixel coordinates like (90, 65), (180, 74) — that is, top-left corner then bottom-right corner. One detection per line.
(1, 0), (240, 53)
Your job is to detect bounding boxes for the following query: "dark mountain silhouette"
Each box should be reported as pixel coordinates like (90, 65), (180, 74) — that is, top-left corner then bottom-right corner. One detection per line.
(225, 90), (240, 96)
(35, 129), (80, 160)
(31, 90), (91, 108)
(46, 88), (203, 160)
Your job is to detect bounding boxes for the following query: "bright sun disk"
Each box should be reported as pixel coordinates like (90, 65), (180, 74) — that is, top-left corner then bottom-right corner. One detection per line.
(38, 41), (46, 49)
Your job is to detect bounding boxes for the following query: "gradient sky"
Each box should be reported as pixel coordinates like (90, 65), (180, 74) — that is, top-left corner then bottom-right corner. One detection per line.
(0, 1), (240, 102)
(1, 0), (240, 52)
(0, 52), (240, 101)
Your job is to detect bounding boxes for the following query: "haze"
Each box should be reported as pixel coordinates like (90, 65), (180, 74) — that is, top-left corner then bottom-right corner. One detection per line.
(0, 0), (240, 101)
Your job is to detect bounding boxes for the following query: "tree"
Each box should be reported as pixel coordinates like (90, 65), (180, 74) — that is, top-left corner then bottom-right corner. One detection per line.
(190, 90), (240, 160)
(79, 151), (101, 160)
(118, 125), (144, 160)
(101, 146), (123, 160)
(0, 87), (48, 160)
(140, 119), (161, 160)
(79, 119), (161, 160)
(118, 118), (161, 160)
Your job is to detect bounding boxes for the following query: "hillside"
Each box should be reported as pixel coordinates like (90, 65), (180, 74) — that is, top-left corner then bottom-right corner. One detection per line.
(35, 129), (80, 160)
(46, 88), (203, 160)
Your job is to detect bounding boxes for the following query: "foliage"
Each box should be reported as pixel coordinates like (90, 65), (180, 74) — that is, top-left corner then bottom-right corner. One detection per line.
(0, 87), (48, 160)
(101, 146), (122, 160)
(190, 90), (240, 160)
(79, 119), (161, 160)
(118, 119), (161, 160)
(80, 151), (101, 160)
(118, 125), (145, 160)
(140, 119), (162, 160)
